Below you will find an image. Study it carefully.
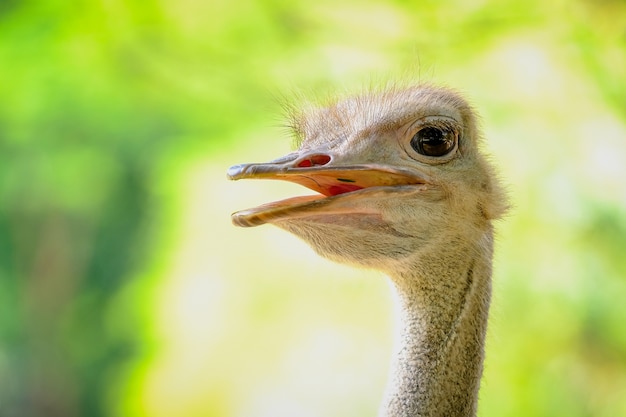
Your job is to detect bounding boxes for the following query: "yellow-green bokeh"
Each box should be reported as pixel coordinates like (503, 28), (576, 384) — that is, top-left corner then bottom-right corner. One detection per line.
(1, 1), (625, 416)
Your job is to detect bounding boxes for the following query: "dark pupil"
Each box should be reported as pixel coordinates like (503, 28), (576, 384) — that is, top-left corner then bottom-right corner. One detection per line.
(410, 127), (454, 157)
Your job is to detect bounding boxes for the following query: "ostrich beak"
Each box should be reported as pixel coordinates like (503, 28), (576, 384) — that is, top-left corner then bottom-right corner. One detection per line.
(227, 151), (430, 227)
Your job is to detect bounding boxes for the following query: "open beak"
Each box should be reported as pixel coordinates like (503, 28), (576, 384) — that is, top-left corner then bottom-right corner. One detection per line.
(227, 151), (430, 227)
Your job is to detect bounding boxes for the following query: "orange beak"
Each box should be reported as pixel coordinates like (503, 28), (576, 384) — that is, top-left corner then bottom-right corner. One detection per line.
(227, 151), (430, 227)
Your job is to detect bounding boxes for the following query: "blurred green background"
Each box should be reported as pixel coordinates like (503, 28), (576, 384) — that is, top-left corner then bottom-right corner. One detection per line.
(1, 0), (625, 416)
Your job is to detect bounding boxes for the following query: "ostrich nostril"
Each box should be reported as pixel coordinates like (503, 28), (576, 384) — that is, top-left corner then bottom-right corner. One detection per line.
(296, 154), (331, 168)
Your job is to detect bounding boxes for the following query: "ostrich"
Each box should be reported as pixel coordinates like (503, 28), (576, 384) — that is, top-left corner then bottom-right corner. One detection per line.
(227, 85), (507, 417)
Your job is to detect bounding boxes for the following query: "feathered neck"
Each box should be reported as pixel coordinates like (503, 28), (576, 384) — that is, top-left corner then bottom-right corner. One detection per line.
(379, 229), (494, 417)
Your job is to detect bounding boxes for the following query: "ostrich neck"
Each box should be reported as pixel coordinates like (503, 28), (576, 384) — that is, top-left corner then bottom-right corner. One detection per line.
(380, 230), (494, 417)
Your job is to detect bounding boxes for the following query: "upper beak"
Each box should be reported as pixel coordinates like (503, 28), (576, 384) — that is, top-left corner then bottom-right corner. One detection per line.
(227, 151), (428, 197)
(227, 150), (430, 227)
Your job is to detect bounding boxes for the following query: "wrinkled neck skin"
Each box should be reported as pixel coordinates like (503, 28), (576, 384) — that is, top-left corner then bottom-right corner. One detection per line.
(379, 229), (494, 417)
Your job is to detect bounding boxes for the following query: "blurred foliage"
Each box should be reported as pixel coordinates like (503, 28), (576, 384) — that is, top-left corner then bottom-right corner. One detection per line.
(0, 0), (625, 416)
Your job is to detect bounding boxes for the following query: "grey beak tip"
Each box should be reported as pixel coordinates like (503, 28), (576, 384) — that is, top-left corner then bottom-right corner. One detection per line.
(227, 164), (246, 180)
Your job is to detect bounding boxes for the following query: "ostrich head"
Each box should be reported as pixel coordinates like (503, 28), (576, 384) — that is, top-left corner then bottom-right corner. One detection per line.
(228, 86), (506, 276)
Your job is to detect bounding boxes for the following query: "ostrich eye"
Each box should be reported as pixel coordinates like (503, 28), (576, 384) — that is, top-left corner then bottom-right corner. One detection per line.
(410, 126), (456, 157)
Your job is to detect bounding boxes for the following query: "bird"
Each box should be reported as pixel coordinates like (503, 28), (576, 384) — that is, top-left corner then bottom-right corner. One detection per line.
(227, 84), (507, 417)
